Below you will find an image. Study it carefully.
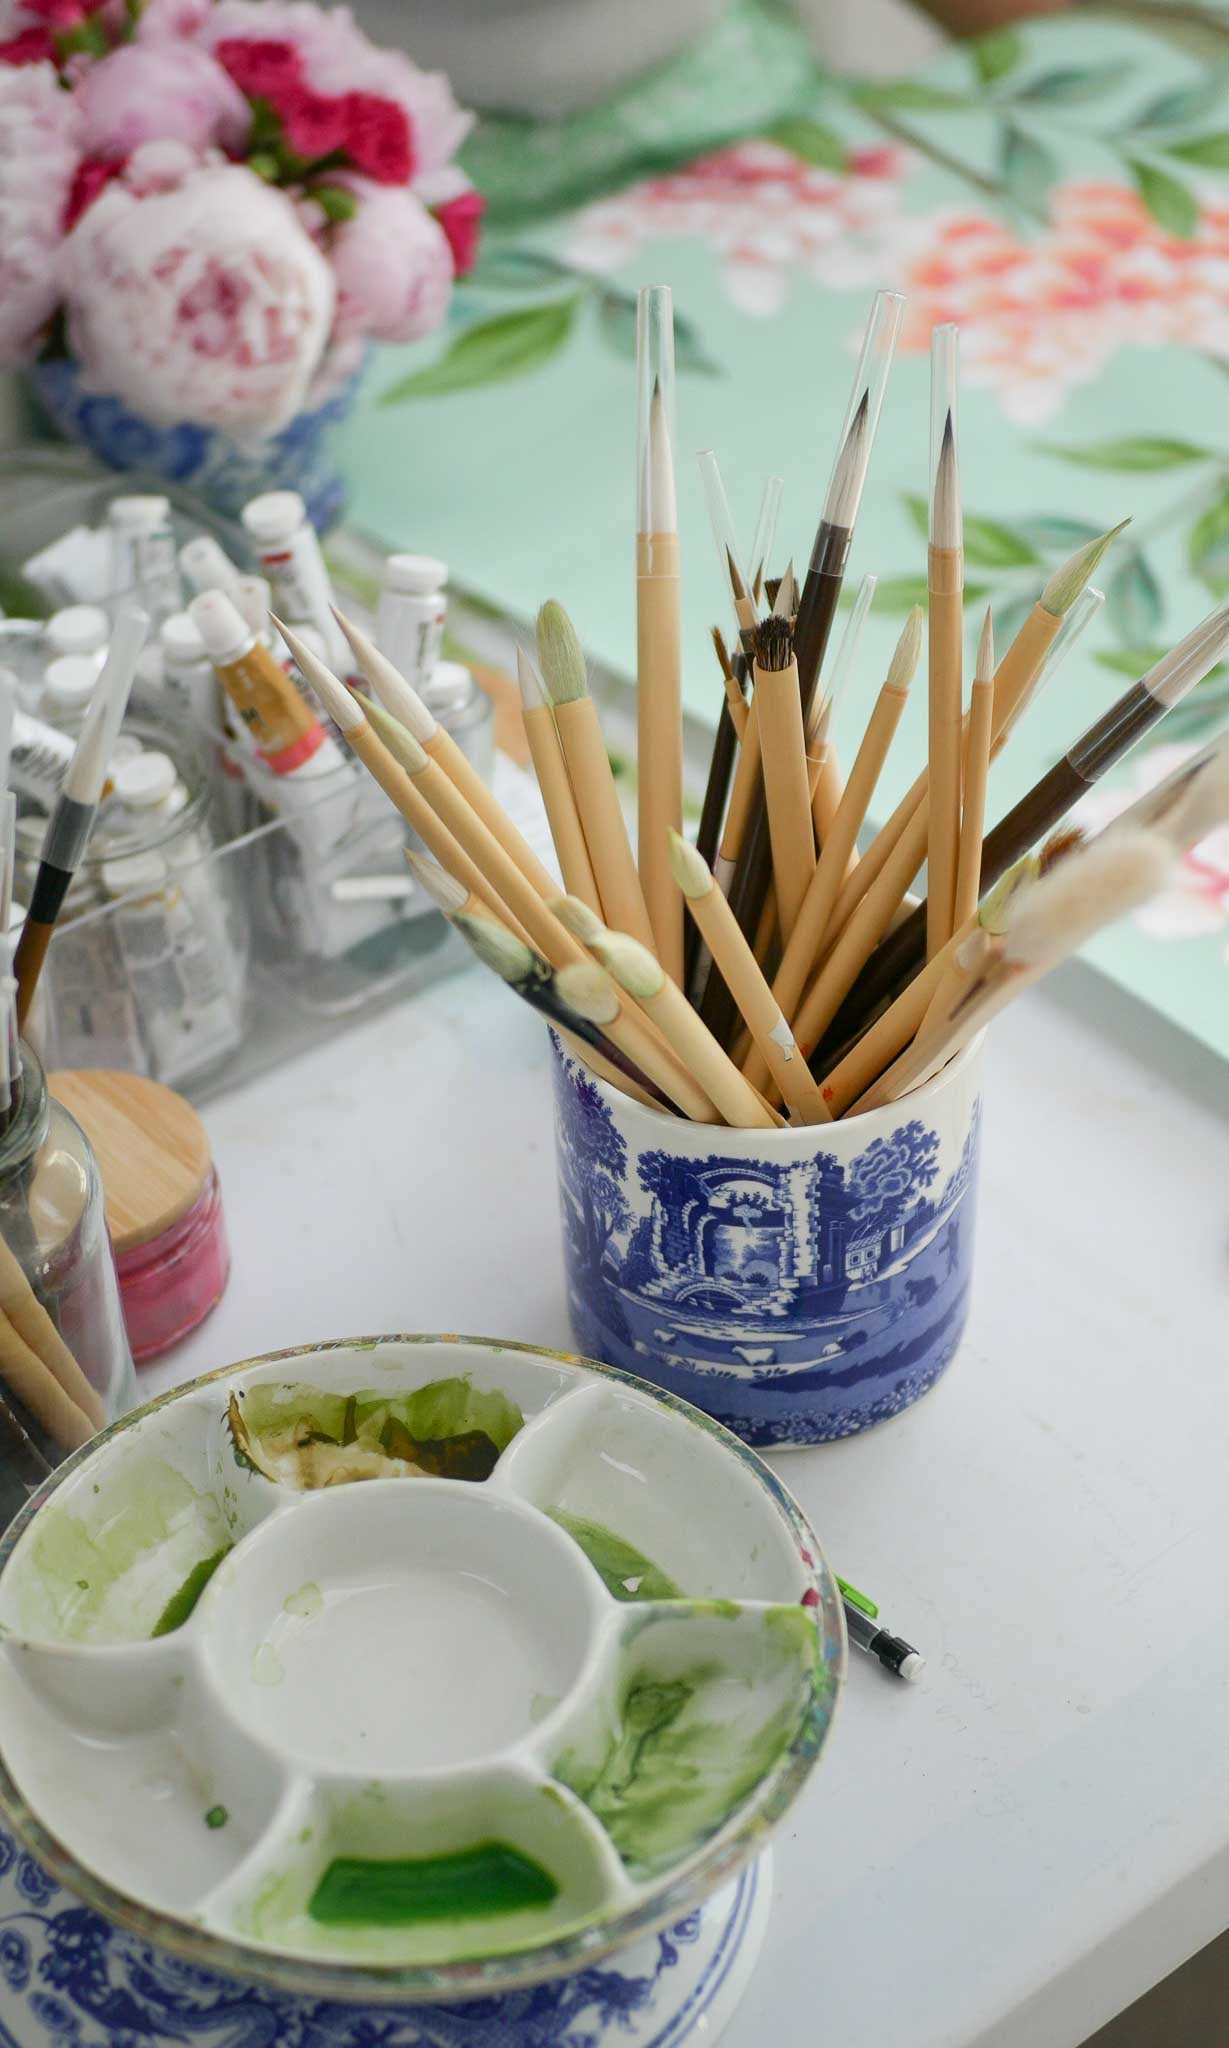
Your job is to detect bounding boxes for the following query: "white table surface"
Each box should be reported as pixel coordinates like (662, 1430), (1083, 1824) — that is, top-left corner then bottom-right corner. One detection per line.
(143, 950), (1229, 2048)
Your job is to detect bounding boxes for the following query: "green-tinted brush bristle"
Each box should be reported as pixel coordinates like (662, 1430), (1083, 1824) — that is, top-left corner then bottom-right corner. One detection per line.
(535, 600), (588, 706)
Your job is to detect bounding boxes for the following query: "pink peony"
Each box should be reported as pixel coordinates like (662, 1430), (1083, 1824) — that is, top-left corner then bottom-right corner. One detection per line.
(419, 164), (484, 276)
(60, 155), (335, 431)
(328, 176), (452, 343)
(0, 59), (82, 362)
(77, 40), (249, 158)
(0, 25), (54, 61)
(198, 2), (471, 180)
(134, 0), (214, 41)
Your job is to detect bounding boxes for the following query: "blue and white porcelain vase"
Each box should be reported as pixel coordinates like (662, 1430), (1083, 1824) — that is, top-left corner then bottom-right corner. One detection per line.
(550, 1035), (985, 1447)
(29, 355), (366, 532)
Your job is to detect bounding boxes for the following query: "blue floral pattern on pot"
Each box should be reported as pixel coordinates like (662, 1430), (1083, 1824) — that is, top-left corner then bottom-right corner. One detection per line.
(550, 1038), (983, 1446)
(29, 355), (366, 533)
(0, 1823), (761, 2048)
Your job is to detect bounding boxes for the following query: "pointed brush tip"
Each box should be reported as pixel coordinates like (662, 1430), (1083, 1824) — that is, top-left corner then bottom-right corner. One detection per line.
(975, 605), (995, 682)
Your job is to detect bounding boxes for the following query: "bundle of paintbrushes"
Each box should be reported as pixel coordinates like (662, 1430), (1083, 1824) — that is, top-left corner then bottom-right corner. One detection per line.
(277, 286), (1229, 1129)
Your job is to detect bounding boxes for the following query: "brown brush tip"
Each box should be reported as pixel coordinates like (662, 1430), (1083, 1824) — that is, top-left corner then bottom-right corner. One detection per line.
(710, 625), (736, 685)
(753, 613), (794, 673)
(764, 575), (782, 608)
(1038, 826), (1086, 875)
(725, 546), (748, 603)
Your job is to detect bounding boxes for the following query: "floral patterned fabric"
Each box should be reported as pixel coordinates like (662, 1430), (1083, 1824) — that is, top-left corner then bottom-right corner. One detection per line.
(337, 0), (1229, 1059)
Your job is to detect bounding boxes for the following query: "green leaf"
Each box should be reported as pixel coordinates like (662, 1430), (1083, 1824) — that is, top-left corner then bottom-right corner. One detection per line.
(1010, 64), (1131, 106)
(313, 184), (357, 223)
(1015, 515), (1102, 552)
(1188, 485), (1229, 593)
(594, 289), (719, 375)
(902, 491), (930, 541)
(1131, 71), (1229, 131)
(852, 79), (970, 113)
(1128, 158), (1199, 238)
(1168, 130), (1229, 167)
(381, 297), (580, 403)
(972, 28), (1024, 86)
(767, 116), (847, 171)
(1106, 551), (1164, 643)
(962, 514), (1040, 571)
(1041, 435), (1212, 471)
(1094, 645), (1167, 677)
(862, 576), (930, 612)
(466, 247), (575, 291)
(999, 123), (1058, 215)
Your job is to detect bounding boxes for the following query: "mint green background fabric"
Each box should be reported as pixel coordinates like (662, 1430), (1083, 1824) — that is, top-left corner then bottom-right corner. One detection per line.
(336, 2), (1229, 1057)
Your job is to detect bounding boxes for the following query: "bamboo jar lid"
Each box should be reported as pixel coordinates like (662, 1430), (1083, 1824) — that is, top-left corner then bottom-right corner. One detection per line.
(49, 1070), (214, 1254)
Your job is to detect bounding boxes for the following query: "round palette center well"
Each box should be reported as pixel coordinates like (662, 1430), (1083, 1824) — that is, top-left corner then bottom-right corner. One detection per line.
(202, 1480), (602, 1774)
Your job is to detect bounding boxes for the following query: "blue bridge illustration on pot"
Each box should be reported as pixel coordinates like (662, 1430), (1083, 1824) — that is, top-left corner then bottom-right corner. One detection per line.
(551, 1048), (982, 1446)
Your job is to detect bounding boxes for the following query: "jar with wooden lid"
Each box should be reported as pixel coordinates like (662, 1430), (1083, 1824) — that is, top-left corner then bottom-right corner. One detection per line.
(0, 1044), (134, 1527)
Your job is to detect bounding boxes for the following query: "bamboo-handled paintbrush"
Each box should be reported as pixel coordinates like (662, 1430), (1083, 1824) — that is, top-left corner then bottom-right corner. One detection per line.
(334, 607), (561, 904)
(851, 829), (1176, 1112)
(516, 646), (599, 911)
(635, 286), (684, 979)
(554, 959), (719, 1122)
(926, 326), (964, 959)
(670, 833), (830, 1125)
(536, 601), (655, 949)
(752, 613), (815, 945)
(952, 607), (995, 933)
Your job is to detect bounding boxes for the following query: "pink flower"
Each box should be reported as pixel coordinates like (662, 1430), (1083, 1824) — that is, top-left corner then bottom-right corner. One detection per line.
(134, 0), (213, 41)
(277, 79), (346, 161)
(211, 32), (300, 101)
(0, 24), (54, 60)
(63, 151), (122, 227)
(61, 156), (334, 431)
(327, 176), (452, 343)
(340, 89), (410, 184)
(77, 41), (249, 158)
(198, 3), (471, 180)
(0, 59), (82, 363)
(419, 165), (484, 276)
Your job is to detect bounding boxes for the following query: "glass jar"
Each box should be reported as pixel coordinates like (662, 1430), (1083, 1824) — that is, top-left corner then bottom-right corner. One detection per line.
(0, 1044), (134, 1527)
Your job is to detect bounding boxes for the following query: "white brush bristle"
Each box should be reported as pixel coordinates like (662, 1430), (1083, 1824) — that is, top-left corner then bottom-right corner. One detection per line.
(1006, 829), (1172, 968)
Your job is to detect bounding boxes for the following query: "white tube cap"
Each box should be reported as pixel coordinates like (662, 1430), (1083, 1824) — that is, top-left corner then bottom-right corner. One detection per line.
(178, 534), (243, 598)
(241, 491), (305, 544)
(102, 850), (168, 898)
(113, 749), (176, 809)
(189, 589), (252, 666)
(43, 655), (100, 711)
(421, 659), (474, 716)
(108, 494), (171, 530)
(160, 611), (207, 664)
(382, 553), (448, 596)
(45, 605), (108, 659)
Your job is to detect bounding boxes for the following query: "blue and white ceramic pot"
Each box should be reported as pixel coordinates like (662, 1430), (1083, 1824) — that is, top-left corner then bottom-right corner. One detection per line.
(29, 356), (366, 532)
(551, 1035), (985, 1447)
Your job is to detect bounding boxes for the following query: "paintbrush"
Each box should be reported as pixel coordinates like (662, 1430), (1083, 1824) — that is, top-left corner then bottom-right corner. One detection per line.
(743, 607), (922, 1097)
(927, 325), (963, 959)
(554, 957), (719, 1123)
(851, 829), (1176, 1112)
(804, 570), (875, 849)
(635, 287), (684, 979)
(752, 613), (815, 944)
(536, 600), (655, 950)
(516, 646), (598, 911)
(334, 607), (560, 904)
(832, 590), (1229, 1053)
(952, 606), (996, 932)
(819, 529), (1123, 979)
(670, 833), (830, 1125)
(13, 602), (147, 1029)
(575, 919), (782, 1130)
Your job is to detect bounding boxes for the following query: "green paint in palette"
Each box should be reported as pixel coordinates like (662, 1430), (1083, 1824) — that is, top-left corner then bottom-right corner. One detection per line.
(308, 1844), (559, 1928)
(548, 1511), (683, 1603)
(151, 1547), (231, 1637)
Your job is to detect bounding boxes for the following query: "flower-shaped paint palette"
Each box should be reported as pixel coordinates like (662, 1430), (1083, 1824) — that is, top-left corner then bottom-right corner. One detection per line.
(0, 1338), (844, 2001)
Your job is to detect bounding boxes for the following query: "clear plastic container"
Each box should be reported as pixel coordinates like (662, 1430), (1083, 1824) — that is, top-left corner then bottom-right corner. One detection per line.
(0, 1043), (135, 1526)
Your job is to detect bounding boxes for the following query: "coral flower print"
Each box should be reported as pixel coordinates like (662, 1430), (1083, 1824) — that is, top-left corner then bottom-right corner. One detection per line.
(1075, 745), (1229, 958)
(566, 140), (915, 317)
(899, 181), (1229, 424)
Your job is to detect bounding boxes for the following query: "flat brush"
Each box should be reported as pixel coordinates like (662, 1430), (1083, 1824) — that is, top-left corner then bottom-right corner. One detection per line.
(14, 602), (148, 1029)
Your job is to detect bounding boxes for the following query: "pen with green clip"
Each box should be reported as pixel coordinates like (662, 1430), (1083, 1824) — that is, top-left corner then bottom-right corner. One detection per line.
(838, 1576), (925, 1683)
